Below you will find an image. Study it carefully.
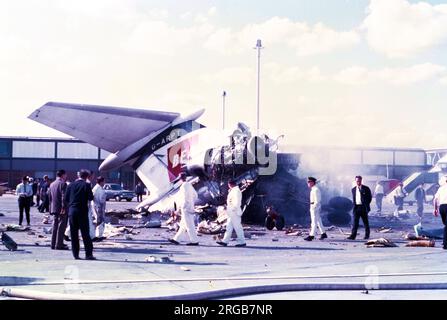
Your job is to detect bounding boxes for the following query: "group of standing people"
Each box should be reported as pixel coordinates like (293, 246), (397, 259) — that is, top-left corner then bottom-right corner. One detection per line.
(16, 170), (446, 255)
(15, 170), (109, 260)
(168, 173), (246, 247)
(374, 180), (426, 219)
(373, 181), (407, 214)
(305, 175), (446, 249)
(304, 175), (372, 241)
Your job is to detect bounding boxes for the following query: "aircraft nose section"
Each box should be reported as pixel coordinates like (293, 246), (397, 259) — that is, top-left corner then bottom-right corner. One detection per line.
(99, 153), (121, 171)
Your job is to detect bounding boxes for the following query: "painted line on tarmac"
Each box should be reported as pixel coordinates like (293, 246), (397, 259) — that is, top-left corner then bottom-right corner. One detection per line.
(2, 271), (447, 286)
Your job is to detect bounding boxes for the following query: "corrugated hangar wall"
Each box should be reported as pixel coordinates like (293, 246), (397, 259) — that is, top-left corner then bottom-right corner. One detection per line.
(0, 137), (135, 189)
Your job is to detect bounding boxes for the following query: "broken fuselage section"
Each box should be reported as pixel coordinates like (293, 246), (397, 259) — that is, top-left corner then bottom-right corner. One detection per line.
(128, 121), (279, 215)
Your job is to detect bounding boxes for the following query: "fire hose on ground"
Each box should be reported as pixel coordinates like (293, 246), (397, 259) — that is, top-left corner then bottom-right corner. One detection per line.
(2, 280), (447, 300)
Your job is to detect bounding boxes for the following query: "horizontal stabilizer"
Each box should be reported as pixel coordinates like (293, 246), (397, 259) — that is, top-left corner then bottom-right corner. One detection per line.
(28, 102), (180, 153)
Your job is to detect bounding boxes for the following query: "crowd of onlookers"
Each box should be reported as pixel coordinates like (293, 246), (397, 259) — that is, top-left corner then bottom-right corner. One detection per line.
(14, 171), (148, 260)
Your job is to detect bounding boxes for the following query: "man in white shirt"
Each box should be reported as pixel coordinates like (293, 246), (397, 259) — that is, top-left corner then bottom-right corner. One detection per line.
(374, 182), (385, 213)
(16, 176), (33, 226)
(92, 176), (107, 241)
(304, 177), (327, 241)
(169, 173), (200, 245)
(394, 182), (407, 211)
(217, 179), (246, 247)
(433, 177), (447, 250)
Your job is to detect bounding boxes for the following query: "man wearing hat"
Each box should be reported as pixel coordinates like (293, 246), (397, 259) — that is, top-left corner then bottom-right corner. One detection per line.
(217, 179), (246, 247)
(169, 172), (200, 245)
(304, 177), (327, 241)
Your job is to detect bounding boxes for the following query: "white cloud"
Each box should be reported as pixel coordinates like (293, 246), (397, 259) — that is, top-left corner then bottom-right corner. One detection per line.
(124, 21), (214, 55)
(146, 9), (169, 20)
(334, 63), (447, 85)
(207, 7), (217, 17)
(194, 13), (210, 24)
(374, 63), (446, 85)
(258, 62), (447, 86)
(265, 63), (326, 84)
(204, 17), (360, 56)
(363, 0), (447, 58)
(333, 66), (371, 85)
(153, 92), (207, 110)
(200, 67), (254, 85)
(180, 11), (192, 20)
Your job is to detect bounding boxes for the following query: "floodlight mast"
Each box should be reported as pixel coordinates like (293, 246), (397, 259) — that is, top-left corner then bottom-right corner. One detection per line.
(254, 39), (264, 134)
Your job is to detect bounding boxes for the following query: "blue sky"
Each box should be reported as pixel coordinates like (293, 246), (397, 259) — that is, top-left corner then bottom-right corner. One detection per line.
(1, 0), (447, 149)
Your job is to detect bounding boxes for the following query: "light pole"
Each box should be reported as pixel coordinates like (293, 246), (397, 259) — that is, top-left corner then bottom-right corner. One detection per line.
(222, 90), (226, 130)
(254, 39), (263, 134)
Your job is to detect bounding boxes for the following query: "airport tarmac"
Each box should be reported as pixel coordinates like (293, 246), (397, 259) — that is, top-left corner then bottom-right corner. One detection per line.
(1, 194), (447, 300)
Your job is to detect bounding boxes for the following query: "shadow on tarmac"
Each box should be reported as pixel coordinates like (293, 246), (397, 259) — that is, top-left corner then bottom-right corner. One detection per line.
(93, 258), (228, 266)
(196, 244), (345, 251)
(0, 276), (44, 286)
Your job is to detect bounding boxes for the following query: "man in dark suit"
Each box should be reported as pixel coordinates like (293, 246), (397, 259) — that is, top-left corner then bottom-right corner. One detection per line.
(347, 175), (372, 240)
(135, 182), (144, 202)
(64, 169), (96, 260)
(38, 175), (50, 213)
(49, 170), (68, 250)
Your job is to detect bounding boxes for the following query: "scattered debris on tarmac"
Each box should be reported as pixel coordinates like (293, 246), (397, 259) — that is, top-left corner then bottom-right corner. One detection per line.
(405, 240), (435, 247)
(145, 256), (173, 263)
(0, 224), (30, 232)
(1, 232), (18, 251)
(377, 227), (393, 233)
(365, 238), (398, 248)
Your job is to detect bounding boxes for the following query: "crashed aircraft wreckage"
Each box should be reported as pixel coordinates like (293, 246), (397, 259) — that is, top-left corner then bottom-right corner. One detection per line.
(29, 102), (306, 224)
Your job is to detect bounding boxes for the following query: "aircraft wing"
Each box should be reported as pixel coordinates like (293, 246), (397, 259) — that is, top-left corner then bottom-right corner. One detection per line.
(28, 102), (180, 153)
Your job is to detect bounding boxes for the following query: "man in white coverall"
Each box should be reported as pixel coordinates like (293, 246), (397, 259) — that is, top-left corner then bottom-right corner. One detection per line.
(304, 176), (328, 241)
(92, 176), (107, 241)
(216, 180), (246, 247)
(168, 173), (200, 246)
